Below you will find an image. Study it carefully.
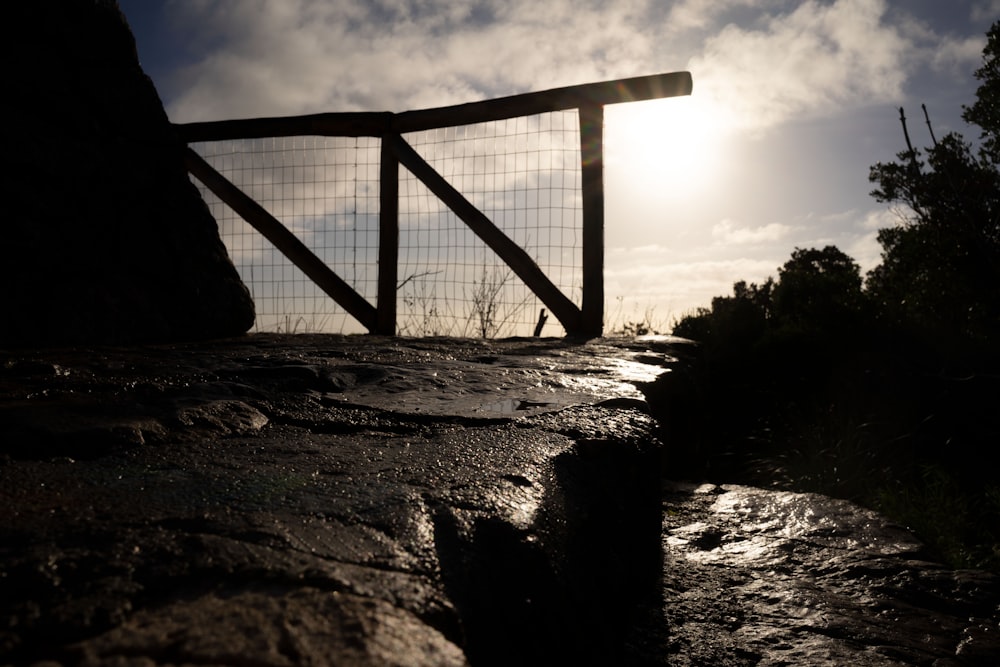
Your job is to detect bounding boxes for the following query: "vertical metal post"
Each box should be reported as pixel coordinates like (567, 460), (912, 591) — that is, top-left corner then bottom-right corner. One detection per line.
(579, 103), (605, 338)
(377, 134), (399, 335)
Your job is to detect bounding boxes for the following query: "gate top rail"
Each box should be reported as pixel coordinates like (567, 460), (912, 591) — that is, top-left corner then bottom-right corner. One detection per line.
(174, 71), (692, 142)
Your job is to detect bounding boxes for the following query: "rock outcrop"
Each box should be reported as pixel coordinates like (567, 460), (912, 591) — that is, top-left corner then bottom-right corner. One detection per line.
(1, 0), (254, 345)
(0, 335), (668, 664)
(3, 334), (998, 664)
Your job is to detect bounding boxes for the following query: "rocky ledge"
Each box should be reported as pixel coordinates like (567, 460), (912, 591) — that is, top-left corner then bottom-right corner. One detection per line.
(3, 334), (998, 666)
(0, 334), (675, 665)
(627, 482), (1000, 666)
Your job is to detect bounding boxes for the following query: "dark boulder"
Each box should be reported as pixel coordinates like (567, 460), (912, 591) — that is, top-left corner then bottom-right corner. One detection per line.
(1, 0), (254, 345)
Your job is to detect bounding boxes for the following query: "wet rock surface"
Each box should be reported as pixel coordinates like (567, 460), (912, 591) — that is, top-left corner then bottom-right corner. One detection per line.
(626, 482), (1000, 666)
(1, 335), (667, 665)
(2, 334), (997, 665)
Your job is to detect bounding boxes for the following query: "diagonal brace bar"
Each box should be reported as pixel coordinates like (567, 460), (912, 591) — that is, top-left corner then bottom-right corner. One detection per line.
(183, 147), (378, 332)
(388, 134), (583, 334)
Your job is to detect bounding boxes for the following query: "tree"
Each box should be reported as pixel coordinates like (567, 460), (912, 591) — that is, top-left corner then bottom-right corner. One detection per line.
(963, 21), (1000, 163)
(771, 246), (863, 334)
(673, 246), (862, 344)
(672, 278), (772, 347)
(868, 21), (1000, 345)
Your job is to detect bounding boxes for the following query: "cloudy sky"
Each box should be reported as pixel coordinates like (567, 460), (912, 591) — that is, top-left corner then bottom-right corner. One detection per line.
(120, 0), (997, 330)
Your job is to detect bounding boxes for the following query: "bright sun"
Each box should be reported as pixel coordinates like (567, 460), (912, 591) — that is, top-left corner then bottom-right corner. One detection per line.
(604, 95), (726, 196)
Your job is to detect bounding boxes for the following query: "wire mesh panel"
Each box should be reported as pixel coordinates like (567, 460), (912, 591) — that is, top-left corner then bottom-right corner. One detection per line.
(398, 111), (582, 337)
(192, 136), (380, 334)
(190, 111), (583, 337)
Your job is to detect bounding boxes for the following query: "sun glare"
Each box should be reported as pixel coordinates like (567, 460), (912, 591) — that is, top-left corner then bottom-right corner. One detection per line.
(605, 95), (726, 196)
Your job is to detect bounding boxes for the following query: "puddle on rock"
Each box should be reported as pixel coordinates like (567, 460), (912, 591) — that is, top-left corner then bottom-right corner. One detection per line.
(476, 398), (559, 415)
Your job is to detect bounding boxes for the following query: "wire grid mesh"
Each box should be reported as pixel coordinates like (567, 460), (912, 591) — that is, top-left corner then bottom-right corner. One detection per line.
(192, 136), (380, 334)
(190, 110), (583, 337)
(398, 111), (582, 337)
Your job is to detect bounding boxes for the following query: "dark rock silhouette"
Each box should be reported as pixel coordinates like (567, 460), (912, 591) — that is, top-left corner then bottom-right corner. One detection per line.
(1, 0), (254, 345)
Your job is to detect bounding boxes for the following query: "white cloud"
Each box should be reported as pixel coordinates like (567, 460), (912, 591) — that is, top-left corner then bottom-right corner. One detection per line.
(164, 0), (664, 122)
(844, 207), (897, 271)
(971, 1), (1000, 23)
(931, 34), (988, 74)
(712, 218), (794, 244)
(604, 244), (782, 321)
(808, 208), (890, 271)
(665, 0), (758, 31)
(688, 0), (914, 132)
(160, 0), (974, 143)
(859, 207), (899, 230)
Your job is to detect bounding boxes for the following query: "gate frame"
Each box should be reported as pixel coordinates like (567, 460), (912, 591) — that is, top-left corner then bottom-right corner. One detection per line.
(177, 71), (693, 337)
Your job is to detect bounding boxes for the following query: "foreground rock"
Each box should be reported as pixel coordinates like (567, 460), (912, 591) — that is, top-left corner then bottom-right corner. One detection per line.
(2, 1), (254, 345)
(0, 335), (671, 665)
(5, 334), (998, 665)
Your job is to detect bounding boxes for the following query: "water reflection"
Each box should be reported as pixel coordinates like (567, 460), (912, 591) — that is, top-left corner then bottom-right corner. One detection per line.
(669, 485), (924, 567)
(651, 482), (1000, 664)
(477, 398), (557, 415)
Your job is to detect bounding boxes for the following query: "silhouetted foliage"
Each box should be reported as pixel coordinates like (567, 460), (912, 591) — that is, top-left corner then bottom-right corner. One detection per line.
(772, 246), (863, 335)
(868, 21), (1000, 350)
(668, 23), (1000, 572)
(963, 22), (1000, 163)
(674, 245), (863, 347)
(673, 279), (771, 347)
